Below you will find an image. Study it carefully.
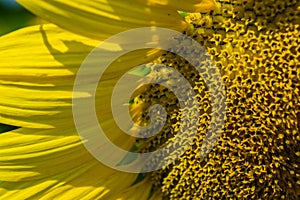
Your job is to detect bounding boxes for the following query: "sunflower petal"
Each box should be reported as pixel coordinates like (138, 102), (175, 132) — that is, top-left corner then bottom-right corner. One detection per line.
(149, 190), (164, 200)
(17, 0), (188, 39)
(0, 128), (138, 198)
(0, 24), (160, 128)
(0, 162), (138, 199)
(106, 178), (154, 200)
(0, 127), (135, 182)
(0, 24), (95, 128)
(143, 0), (217, 12)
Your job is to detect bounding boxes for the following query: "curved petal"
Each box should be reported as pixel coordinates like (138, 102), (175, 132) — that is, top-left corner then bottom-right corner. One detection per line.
(17, 0), (188, 40)
(0, 163), (138, 199)
(0, 128), (135, 182)
(0, 128), (146, 199)
(0, 24), (95, 128)
(142, 0), (217, 12)
(105, 178), (154, 200)
(149, 190), (164, 200)
(0, 24), (160, 128)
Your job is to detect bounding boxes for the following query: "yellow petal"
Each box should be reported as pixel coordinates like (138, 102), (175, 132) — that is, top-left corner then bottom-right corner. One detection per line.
(0, 24), (160, 128)
(0, 128), (135, 182)
(17, 0), (188, 40)
(0, 163), (138, 199)
(0, 24), (94, 128)
(143, 0), (217, 12)
(149, 190), (164, 200)
(0, 128), (92, 181)
(111, 178), (154, 200)
(0, 128), (141, 199)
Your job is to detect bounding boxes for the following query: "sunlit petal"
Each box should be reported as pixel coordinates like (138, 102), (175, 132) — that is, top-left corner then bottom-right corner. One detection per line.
(0, 24), (160, 128)
(17, 0), (188, 39)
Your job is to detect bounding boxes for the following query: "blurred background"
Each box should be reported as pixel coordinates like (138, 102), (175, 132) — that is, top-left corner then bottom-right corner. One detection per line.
(0, 0), (36, 36)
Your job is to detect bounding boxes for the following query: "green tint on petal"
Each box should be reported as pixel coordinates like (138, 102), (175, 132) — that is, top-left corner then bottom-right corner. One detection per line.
(116, 152), (139, 167)
(123, 99), (134, 106)
(128, 65), (152, 77)
(17, 0), (188, 40)
(131, 173), (146, 185)
(178, 11), (189, 18)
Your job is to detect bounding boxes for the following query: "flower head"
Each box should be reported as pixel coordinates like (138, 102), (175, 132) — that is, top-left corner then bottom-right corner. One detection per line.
(1, 0), (300, 199)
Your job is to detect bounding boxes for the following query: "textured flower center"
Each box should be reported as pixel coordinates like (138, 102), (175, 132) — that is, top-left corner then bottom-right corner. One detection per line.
(131, 0), (300, 199)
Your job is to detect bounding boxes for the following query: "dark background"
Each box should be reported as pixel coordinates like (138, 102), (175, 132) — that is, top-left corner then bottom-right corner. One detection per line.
(0, 0), (36, 36)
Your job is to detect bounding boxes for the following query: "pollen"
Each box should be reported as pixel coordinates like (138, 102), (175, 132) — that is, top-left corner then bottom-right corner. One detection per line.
(130, 0), (300, 199)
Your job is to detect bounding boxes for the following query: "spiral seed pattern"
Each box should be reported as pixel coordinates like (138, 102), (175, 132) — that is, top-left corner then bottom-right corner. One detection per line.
(130, 0), (300, 199)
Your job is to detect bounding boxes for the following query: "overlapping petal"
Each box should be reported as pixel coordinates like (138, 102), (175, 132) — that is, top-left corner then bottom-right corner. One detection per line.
(141, 0), (217, 12)
(17, 0), (189, 40)
(0, 23), (157, 199)
(0, 24), (94, 128)
(0, 0), (221, 198)
(0, 126), (135, 180)
(0, 24), (160, 128)
(0, 159), (139, 199)
(0, 126), (149, 198)
(106, 178), (155, 200)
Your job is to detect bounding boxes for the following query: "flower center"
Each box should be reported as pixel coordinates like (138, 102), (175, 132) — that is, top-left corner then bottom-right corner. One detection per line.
(130, 0), (300, 199)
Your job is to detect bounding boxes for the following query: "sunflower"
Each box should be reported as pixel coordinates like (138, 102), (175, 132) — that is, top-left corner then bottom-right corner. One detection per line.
(0, 0), (217, 199)
(1, 0), (300, 200)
